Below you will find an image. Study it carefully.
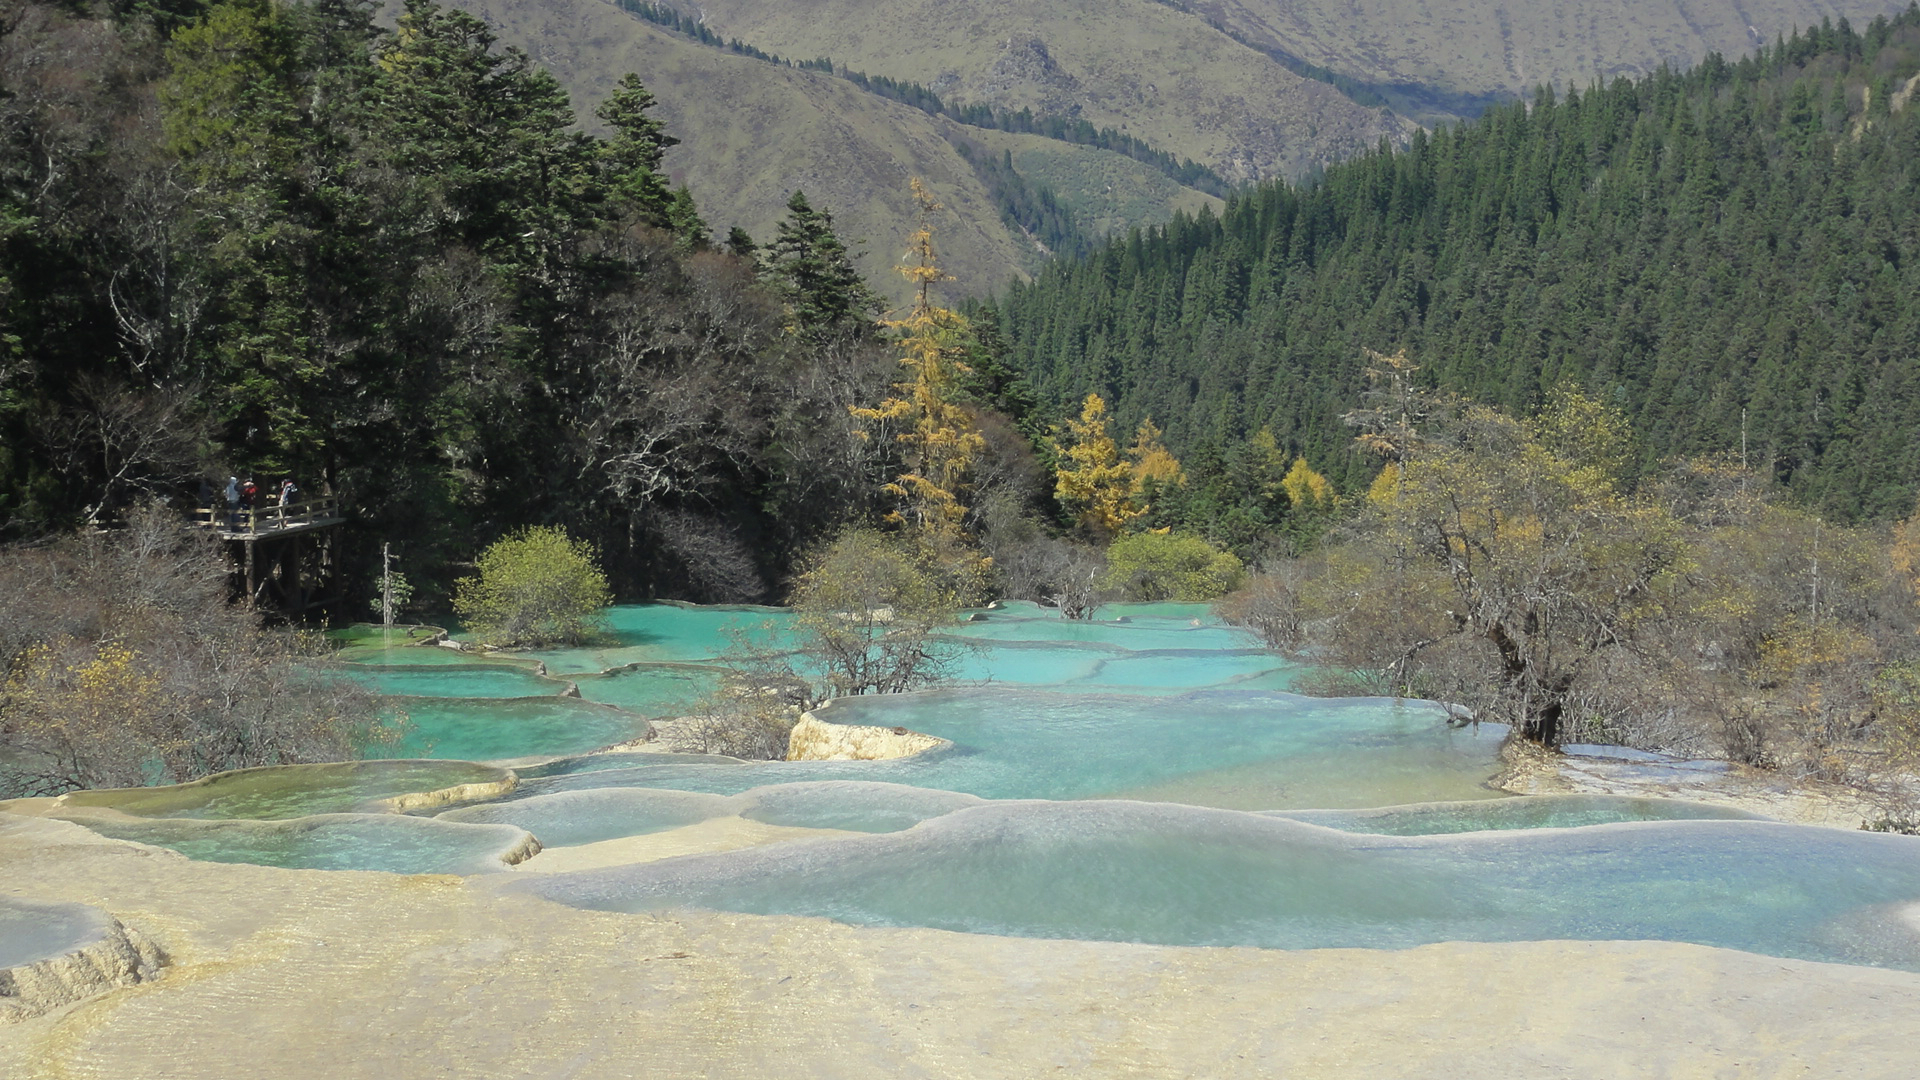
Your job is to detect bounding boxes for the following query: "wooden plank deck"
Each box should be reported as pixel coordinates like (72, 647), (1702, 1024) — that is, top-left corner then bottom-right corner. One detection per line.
(191, 496), (344, 540)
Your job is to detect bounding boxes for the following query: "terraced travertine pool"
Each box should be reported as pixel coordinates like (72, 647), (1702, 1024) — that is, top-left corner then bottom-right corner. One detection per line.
(27, 601), (1920, 972)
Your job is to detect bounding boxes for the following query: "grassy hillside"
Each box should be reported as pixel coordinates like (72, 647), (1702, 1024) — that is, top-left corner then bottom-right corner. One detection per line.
(1206, 0), (1917, 120)
(435, 0), (1022, 300)
(649, 0), (1416, 182)
(960, 129), (1225, 246)
(664, 0), (1915, 138)
(434, 0), (1218, 299)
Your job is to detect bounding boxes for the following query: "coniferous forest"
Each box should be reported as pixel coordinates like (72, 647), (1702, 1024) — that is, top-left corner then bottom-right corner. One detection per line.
(0, 0), (904, 605)
(8, 0), (1920, 607)
(995, 9), (1920, 524)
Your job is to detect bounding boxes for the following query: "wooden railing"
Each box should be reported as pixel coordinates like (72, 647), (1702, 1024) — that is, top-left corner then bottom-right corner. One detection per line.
(191, 495), (342, 536)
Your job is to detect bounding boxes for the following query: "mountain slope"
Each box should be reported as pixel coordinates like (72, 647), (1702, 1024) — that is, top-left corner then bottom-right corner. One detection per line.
(1207, 0), (1916, 118)
(440, 0), (1220, 299)
(671, 0), (1916, 137)
(440, 0), (1024, 299)
(994, 18), (1920, 520)
(637, 0), (1416, 183)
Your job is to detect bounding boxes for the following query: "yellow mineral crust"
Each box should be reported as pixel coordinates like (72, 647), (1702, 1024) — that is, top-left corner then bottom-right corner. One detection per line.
(6, 809), (1920, 1078)
(785, 711), (948, 761)
(0, 907), (164, 1024)
(372, 776), (519, 814)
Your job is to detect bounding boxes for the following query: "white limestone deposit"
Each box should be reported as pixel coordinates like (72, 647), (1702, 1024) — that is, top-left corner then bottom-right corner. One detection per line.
(785, 712), (948, 761)
(1495, 738), (1893, 828)
(5, 809), (1920, 1079)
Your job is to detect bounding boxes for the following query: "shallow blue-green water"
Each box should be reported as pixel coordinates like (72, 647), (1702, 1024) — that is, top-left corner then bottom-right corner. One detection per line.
(0, 898), (112, 969)
(573, 665), (724, 714)
(514, 802), (1920, 970)
(352, 664), (566, 699)
(57, 760), (514, 820)
(68, 813), (533, 874)
(511, 688), (1506, 809)
(335, 603), (1316, 770)
(1273, 795), (1767, 835)
(43, 600), (1920, 973)
(501, 604), (794, 674)
(372, 697), (650, 762)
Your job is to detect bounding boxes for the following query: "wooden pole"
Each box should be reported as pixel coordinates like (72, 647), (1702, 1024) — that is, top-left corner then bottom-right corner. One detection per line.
(285, 534), (302, 610)
(382, 543), (394, 633)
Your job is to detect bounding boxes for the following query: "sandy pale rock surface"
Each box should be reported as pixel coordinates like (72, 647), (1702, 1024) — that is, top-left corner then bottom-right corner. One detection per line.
(5, 810), (1920, 1079)
(510, 817), (858, 873)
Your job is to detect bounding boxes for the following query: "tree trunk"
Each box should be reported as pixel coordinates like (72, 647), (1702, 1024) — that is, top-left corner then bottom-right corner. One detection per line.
(1528, 698), (1564, 747)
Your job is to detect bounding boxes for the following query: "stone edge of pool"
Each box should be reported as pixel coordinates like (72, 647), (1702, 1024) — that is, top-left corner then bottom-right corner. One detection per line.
(0, 898), (165, 1025)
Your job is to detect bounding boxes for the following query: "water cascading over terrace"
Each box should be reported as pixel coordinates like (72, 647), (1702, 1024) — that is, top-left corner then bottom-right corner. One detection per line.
(24, 600), (1920, 973)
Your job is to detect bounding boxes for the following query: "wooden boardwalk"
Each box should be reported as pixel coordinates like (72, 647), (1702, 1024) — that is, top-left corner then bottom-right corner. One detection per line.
(191, 496), (344, 540)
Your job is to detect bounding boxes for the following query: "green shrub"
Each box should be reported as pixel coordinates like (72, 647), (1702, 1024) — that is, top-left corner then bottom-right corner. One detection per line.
(785, 527), (967, 698)
(1103, 531), (1244, 601)
(454, 527), (612, 647)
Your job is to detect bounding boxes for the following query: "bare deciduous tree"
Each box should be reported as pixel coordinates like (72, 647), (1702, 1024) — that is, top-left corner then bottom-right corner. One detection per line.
(649, 508), (767, 603)
(0, 503), (392, 797)
(36, 375), (211, 524)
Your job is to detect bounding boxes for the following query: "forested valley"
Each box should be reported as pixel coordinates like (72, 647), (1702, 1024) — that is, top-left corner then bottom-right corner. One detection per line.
(996, 8), (1920, 528)
(7, 0), (1920, 789)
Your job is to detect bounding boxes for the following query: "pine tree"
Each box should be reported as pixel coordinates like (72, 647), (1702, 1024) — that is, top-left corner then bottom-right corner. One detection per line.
(724, 226), (757, 258)
(666, 184), (709, 248)
(163, 0), (326, 471)
(766, 190), (879, 346)
(594, 72), (678, 227)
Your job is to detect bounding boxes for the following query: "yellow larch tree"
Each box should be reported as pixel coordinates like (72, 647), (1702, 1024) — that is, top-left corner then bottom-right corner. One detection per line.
(1127, 418), (1184, 501)
(1245, 427), (1291, 505)
(850, 179), (989, 592)
(1280, 457), (1335, 512)
(1054, 393), (1141, 537)
(1365, 461), (1403, 505)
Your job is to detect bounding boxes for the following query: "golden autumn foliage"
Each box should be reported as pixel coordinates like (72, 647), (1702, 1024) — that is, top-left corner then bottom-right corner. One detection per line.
(1053, 393), (1142, 537)
(850, 179), (989, 593)
(1365, 461), (1402, 506)
(1301, 388), (1684, 746)
(1344, 347), (1433, 464)
(1280, 457), (1335, 512)
(1127, 418), (1184, 493)
(4, 641), (172, 769)
(1225, 363), (1920, 806)
(1245, 427), (1291, 504)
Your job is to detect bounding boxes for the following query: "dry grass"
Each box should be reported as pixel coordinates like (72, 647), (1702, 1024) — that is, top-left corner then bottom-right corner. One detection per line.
(663, 0), (1412, 180)
(431, 0), (1217, 301)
